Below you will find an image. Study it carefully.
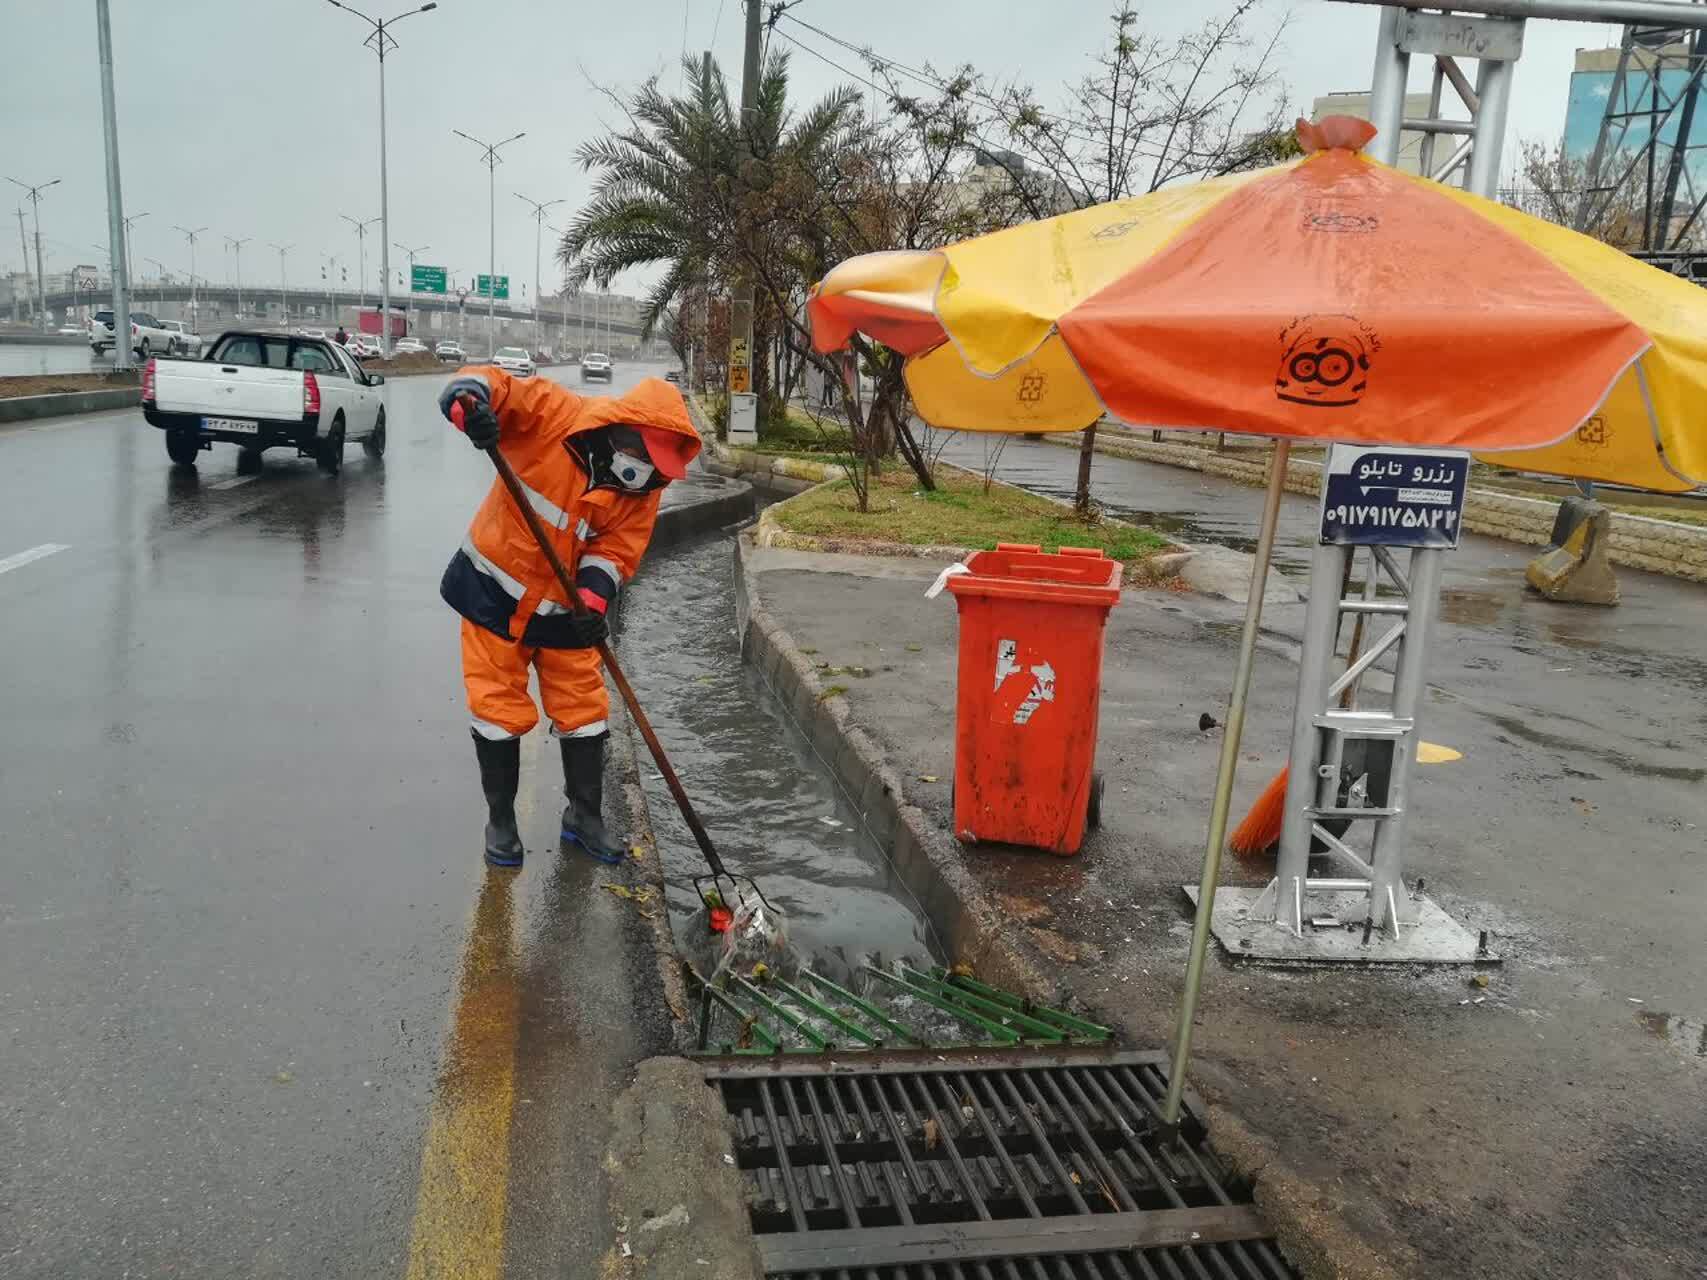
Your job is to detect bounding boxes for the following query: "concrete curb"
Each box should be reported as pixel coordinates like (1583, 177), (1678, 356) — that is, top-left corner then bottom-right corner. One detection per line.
(1053, 428), (1707, 583)
(732, 532), (1065, 1003)
(732, 532), (1392, 1280)
(0, 387), (141, 422)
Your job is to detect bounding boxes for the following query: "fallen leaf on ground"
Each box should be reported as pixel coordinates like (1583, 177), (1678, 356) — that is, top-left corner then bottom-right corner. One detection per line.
(922, 1117), (940, 1150)
(919, 774), (940, 783)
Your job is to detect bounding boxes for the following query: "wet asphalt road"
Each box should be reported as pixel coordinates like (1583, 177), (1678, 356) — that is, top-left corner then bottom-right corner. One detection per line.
(0, 362), (679, 1278)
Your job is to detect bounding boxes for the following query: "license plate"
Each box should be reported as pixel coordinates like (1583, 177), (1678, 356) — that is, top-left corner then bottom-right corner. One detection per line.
(203, 417), (259, 434)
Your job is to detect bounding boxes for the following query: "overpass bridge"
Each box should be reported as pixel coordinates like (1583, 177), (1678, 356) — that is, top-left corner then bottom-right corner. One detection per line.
(32, 283), (647, 350)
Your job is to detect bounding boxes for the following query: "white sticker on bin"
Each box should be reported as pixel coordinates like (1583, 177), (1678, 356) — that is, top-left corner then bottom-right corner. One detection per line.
(925, 562), (971, 600)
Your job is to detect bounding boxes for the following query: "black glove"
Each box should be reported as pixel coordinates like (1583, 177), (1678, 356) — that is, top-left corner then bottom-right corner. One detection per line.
(560, 610), (608, 649)
(461, 400), (500, 450)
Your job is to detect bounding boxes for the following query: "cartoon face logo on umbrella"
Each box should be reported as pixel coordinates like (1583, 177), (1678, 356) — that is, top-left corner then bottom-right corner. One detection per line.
(1275, 314), (1379, 409)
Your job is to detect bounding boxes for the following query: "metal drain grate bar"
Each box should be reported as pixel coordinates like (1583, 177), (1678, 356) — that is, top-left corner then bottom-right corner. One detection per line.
(708, 1053), (1295, 1277)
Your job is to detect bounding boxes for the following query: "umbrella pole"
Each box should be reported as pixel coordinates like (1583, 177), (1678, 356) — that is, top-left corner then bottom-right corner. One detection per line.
(1161, 438), (1292, 1133)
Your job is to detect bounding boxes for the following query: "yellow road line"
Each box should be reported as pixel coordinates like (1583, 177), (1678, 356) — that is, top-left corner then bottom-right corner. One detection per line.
(404, 736), (537, 1279)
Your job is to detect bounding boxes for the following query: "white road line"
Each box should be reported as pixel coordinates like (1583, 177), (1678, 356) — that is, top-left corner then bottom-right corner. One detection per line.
(0, 542), (70, 576)
(211, 475), (258, 491)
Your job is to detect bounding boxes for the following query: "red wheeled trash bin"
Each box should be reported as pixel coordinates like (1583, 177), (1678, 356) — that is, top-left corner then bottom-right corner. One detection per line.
(944, 543), (1122, 855)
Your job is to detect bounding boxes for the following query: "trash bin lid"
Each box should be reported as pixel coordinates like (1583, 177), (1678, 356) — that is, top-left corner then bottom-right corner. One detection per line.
(946, 542), (1121, 606)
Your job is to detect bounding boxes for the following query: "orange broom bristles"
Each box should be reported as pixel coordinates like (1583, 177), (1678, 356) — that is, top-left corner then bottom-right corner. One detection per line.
(1228, 766), (1288, 857)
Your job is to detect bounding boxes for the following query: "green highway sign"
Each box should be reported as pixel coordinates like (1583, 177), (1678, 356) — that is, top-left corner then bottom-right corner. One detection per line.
(475, 274), (510, 300)
(411, 264), (447, 294)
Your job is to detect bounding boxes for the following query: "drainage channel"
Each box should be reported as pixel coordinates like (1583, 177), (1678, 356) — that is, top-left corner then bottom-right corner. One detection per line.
(620, 523), (1295, 1279)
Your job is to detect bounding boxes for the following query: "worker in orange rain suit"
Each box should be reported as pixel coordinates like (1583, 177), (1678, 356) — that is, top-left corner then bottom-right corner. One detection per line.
(437, 368), (701, 869)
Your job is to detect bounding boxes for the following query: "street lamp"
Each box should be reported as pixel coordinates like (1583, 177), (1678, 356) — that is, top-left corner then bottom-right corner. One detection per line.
(325, 1), (438, 357)
(172, 224), (208, 327)
(452, 127), (525, 357)
(226, 235), (251, 318)
(394, 239), (428, 336)
(122, 212), (148, 300)
(145, 256), (168, 310)
(6, 176), (60, 333)
(323, 253), (343, 321)
(339, 213), (379, 309)
(270, 242), (292, 325)
(514, 192), (564, 354)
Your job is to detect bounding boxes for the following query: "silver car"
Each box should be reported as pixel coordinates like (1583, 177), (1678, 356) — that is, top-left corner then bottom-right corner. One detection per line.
(580, 351), (612, 382)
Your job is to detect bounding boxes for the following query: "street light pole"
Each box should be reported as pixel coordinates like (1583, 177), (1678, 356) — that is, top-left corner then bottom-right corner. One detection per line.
(393, 240), (428, 336)
(6, 176), (61, 334)
(172, 224), (208, 328)
(95, 0), (133, 369)
(326, 1), (438, 356)
(514, 192), (564, 355)
(270, 242), (292, 324)
(145, 256), (167, 310)
(123, 212), (148, 298)
(453, 127), (525, 358)
(339, 213), (379, 310)
(226, 235), (251, 318)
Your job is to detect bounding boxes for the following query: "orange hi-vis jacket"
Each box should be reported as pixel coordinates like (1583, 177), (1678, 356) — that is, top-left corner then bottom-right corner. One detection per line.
(438, 368), (702, 646)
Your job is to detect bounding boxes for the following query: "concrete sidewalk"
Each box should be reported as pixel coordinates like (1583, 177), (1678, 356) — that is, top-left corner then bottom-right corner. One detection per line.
(741, 536), (1707, 1280)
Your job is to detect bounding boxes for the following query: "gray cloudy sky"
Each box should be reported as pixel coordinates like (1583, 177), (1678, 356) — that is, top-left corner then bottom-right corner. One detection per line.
(3, 1), (1611, 297)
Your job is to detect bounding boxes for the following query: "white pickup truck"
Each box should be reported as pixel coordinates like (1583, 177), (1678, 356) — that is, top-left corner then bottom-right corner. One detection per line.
(142, 330), (387, 474)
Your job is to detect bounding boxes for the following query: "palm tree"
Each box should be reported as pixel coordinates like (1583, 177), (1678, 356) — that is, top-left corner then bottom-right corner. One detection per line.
(560, 52), (861, 358)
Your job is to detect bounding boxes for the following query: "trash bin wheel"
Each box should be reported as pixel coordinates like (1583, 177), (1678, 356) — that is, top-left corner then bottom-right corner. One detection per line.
(1086, 771), (1105, 832)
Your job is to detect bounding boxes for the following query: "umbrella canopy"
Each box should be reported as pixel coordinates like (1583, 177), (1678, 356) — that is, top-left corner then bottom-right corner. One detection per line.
(809, 117), (1707, 481)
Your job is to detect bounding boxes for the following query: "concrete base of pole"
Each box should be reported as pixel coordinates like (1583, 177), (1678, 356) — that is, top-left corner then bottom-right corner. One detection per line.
(1184, 885), (1490, 965)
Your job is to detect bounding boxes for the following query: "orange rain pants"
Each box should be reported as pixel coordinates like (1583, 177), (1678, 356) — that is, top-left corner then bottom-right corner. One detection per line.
(461, 618), (609, 741)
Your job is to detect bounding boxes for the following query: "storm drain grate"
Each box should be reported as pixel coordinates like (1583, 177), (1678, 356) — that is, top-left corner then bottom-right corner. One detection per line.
(705, 1051), (1296, 1278)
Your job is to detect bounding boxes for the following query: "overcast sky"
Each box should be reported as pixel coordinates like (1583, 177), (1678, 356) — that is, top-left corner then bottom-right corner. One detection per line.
(2, 1), (1613, 297)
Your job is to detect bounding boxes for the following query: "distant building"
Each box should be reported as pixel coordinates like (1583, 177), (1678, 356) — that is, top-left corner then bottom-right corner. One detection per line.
(1310, 90), (1435, 175)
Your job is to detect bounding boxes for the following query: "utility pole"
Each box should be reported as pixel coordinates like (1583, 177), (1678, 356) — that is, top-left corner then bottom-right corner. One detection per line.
(726, 1), (762, 442)
(514, 192), (564, 355)
(326, 1), (438, 355)
(394, 240), (428, 336)
(7, 176), (60, 334)
(324, 253), (342, 321)
(340, 213), (379, 310)
(270, 242), (292, 324)
(14, 208), (29, 325)
(173, 224), (207, 328)
(97, 0), (133, 368)
(453, 127), (525, 358)
(226, 235), (251, 318)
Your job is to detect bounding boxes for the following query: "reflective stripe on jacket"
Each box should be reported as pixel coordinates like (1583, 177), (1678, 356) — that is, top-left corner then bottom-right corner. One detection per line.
(439, 368), (701, 644)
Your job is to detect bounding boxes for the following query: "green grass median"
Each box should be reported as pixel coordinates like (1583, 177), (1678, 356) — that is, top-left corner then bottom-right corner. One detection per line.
(772, 463), (1171, 560)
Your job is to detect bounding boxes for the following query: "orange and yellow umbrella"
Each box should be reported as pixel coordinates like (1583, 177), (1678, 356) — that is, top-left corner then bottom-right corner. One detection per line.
(809, 117), (1707, 486)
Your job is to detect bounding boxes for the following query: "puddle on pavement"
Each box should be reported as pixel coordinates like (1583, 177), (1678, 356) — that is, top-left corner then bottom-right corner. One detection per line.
(1477, 710), (1707, 784)
(614, 527), (940, 976)
(1637, 1010), (1707, 1060)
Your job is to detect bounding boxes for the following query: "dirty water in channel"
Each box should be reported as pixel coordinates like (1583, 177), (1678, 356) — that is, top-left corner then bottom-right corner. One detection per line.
(613, 526), (940, 987)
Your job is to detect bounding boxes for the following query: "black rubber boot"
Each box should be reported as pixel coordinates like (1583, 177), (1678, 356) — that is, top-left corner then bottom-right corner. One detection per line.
(472, 733), (524, 869)
(559, 732), (626, 864)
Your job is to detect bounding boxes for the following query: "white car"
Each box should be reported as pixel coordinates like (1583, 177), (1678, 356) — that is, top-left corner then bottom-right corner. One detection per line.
(492, 346), (535, 377)
(298, 327), (327, 339)
(436, 340), (466, 362)
(394, 337), (428, 355)
(143, 330), (386, 475)
(580, 351), (612, 382)
(345, 332), (382, 359)
(90, 308), (175, 359)
(160, 320), (203, 357)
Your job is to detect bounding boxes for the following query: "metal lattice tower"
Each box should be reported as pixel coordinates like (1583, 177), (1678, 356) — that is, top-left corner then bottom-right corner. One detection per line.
(1578, 6), (1707, 251)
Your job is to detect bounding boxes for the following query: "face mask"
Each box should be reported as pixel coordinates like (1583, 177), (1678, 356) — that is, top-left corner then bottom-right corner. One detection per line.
(611, 449), (655, 490)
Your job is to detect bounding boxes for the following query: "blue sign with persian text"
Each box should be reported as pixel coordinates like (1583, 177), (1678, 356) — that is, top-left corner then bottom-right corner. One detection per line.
(1319, 444), (1469, 549)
